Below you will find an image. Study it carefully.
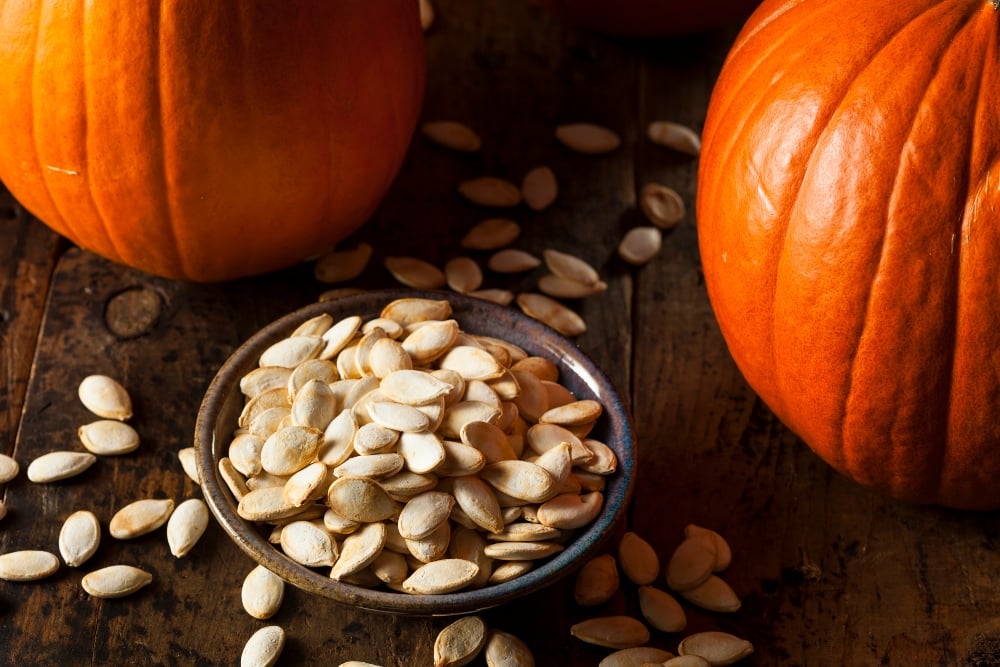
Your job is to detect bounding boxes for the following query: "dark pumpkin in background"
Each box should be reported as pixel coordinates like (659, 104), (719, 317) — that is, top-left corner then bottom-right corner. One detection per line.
(536, 0), (761, 36)
(697, 0), (1000, 509)
(0, 1), (425, 282)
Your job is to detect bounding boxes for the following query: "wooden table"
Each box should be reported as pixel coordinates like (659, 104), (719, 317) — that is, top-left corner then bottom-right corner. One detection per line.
(3, 2), (1000, 665)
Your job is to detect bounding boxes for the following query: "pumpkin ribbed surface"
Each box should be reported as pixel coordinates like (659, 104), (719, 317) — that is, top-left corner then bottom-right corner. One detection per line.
(697, 0), (1000, 508)
(0, 1), (425, 281)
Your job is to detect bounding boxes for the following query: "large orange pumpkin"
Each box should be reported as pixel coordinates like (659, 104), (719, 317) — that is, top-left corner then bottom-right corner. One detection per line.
(536, 0), (761, 36)
(697, 0), (1000, 509)
(0, 1), (425, 282)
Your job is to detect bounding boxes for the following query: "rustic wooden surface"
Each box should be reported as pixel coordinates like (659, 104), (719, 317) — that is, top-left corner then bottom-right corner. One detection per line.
(3, 2), (1000, 665)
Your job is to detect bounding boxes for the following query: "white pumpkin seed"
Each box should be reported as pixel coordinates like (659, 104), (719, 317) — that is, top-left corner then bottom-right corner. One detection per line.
(242, 564), (286, 620)
(402, 319), (461, 365)
(515, 293), (586, 337)
(599, 647), (675, 667)
(480, 460), (557, 504)
(81, 564), (152, 598)
(666, 533), (717, 591)
(238, 486), (300, 522)
(26, 451), (97, 483)
(402, 558), (479, 594)
(488, 560), (533, 585)
(78, 374), (132, 420)
(241, 625), (286, 667)
(543, 249), (601, 286)
(460, 218), (521, 250)
(167, 498), (209, 558)
(618, 531), (660, 585)
(640, 183), (685, 229)
(290, 379), (337, 431)
(539, 399), (603, 427)
(219, 457), (250, 501)
(684, 524), (732, 571)
(0, 453), (19, 483)
(445, 256), (484, 294)
(521, 165), (558, 211)
(259, 335), (322, 368)
(647, 120), (701, 155)
(487, 249), (541, 274)
(405, 517), (452, 563)
(574, 554), (619, 606)
(384, 256), (447, 289)
(482, 541), (563, 561)
(677, 631), (753, 666)
(241, 366), (293, 399)
(58, 510), (101, 567)
(537, 274), (608, 299)
(570, 616), (650, 649)
(458, 177), (522, 208)
(434, 615), (487, 667)
(439, 345), (506, 381)
(618, 226), (663, 265)
(229, 433), (265, 477)
(638, 584), (687, 632)
(421, 120), (481, 152)
(314, 242), (373, 284)
(260, 425), (322, 476)
(663, 655), (711, 667)
(319, 315), (363, 360)
(326, 476), (399, 523)
(334, 453), (405, 480)
(536, 491), (602, 529)
(110, 498), (175, 539)
(75, 419), (135, 456)
(555, 123), (621, 154)
(468, 289), (515, 306)
(380, 297), (453, 325)
(679, 574), (741, 612)
(484, 629), (535, 667)
(329, 521), (387, 580)
(397, 491), (455, 540)
(371, 549), (409, 585)
(280, 520), (338, 567)
(487, 522), (561, 542)
(0, 550), (60, 581)
(292, 313), (334, 338)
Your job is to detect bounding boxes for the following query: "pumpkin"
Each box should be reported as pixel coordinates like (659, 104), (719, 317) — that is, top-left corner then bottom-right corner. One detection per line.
(0, 1), (425, 282)
(535, 0), (761, 37)
(697, 0), (1000, 509)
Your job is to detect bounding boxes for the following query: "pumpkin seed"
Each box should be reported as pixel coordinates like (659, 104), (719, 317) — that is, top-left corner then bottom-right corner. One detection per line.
(482, 541), (563, 561)
(479, 460), (557, 503)
(363, 317), (405, 339)
(570, 616), (650, 649)
(487, 249), (541, 274)
(26, 451), (97, 483)
(484, 629), (535, 667)
(488, 522), (561, 542)
(516, 293), (586, 337)
(618, 531), (660, 585)
(371, 549), (409, 585)
(58, 510), (101, 568)
(684, 524), (732, 571)
(421, 120), (481, 152)
(397, 491), (455, 540)
(521, 165), (558, 211)
(76, 420), (140, 456)
(397, 430), (447, 473)
(241, 625), (285, 667)
(468, 289), (515, 306)
(326, 476), (400, 523)
(166, 498), (209, 558)
(638, 585), (687, 632)
(537, 274), (608, 299)
(647, 120), (701, 156)
(384, 256), (447, 289)
(109, 498), (175, 539)
(401, 558), (479, 594)
(220, 457), (250, 501)
(319, 315), (363, 359)
(444, 256), (484, 294)
(260, 425), (322, 476)
(452, 475), (504, 534)
(599, 647), (675, 667)
(0, 550), (60, 581)
(663, 655), (711, 667)
(488, 560), (533, 585)
(259, 335), (322, 369)
(511, 356), (560, 383)
(449, 526), (494, 589)
(314, 243), (373, 283)
(242, 564), (286, 620)
(434, 615), (487, 667)
(439, 401), (502, 439)
(618, 226), (663, 265)
(380, 369), (453, 406)
(640, 183), (685, 229)
(238, 486), (300, 522)
(536, 491), (602, 529)
(458, 177), (522, 208)
(405, 518), (452, 563)
(543, 249), (601, 286)
(461, 218), (521, 250)
(419, 0), (434, 30)
(292, 313), (334, 338)
(380, 297), (453, 325)
(280, 519), (338, 567)
(677, 631), (753, 666)
(402, 319), (461, 365)
(555, 123), (621, 154)
(578, 438), (618, 475)
(666, 533), (717, 591)
(330, 521), (388, 580)
(574, 553), (619, 606)
(0, 453), (19, 483)
(241, 366), (294, 399)
(229, 433), (265, 477)
(78, 374), (132, 420)
(81, 564), (153, 598)
(439, 345), (506, 381)
(679, 574), (741, 613)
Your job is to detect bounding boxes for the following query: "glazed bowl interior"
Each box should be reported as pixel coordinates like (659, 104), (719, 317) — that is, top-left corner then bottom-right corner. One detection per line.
(195, 289), (635, 616)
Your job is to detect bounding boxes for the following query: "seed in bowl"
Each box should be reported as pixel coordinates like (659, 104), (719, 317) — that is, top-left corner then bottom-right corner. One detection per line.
(225, 297), (618, 594)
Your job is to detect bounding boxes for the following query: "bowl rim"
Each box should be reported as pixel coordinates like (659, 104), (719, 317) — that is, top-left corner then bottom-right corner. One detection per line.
(194, 288), (635, 616)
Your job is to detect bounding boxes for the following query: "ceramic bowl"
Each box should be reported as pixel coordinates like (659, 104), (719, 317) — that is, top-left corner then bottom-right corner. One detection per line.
(194, 289), (635, 615)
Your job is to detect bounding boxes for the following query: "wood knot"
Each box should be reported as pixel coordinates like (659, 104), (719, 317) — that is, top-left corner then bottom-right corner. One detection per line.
(104, 286), (163, 339)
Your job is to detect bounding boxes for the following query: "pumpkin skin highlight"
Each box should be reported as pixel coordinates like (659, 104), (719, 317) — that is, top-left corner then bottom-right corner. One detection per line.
(697, 0), (1000, 509)
(536, 0), (761, 37)
(0, 1), (425, 282)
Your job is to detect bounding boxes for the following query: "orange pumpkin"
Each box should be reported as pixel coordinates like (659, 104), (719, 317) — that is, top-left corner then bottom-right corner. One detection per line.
(697, 0), (1000, 509)
(536, 0), (760, 36)
(0, 1), (425, 282)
